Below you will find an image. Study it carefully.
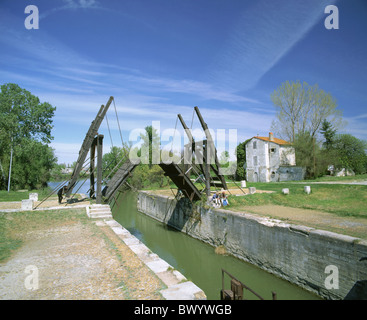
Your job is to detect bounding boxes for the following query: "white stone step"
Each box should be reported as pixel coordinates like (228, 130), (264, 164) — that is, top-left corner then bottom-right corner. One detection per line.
(90, 208), (112, 214)
(91, 214), (113, 219)
(87, 205), (113, 219)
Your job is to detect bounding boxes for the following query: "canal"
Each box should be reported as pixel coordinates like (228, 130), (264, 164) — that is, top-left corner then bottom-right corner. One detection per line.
(112, 191), (321, 300)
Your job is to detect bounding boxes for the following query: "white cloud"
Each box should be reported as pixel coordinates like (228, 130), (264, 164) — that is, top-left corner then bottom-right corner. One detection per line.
(40, 0), (102, 19)
(209, 0), (338, 91)
(342, 114), (367, 141)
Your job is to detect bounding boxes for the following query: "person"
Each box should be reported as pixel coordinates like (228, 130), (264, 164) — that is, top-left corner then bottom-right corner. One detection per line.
(58, 186), (68, 204)
(221, 192), (229, 206)
(211, 192), (220, 207)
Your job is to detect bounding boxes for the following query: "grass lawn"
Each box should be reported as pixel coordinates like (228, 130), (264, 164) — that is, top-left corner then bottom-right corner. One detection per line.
(0, 208), (88, 262)
(0, 188), (55, 202)
(306, 173), (367, 182)
(226, 181), (367, 219)
(140, 174), (367, 219)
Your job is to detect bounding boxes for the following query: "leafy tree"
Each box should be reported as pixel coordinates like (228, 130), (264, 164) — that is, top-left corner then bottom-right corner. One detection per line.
(0, 83), (55, 145)
(320, 119), (336, 150)
(332, 134), (367, 174)
(139, 125), (160, 167)
(101, 126), (170, 190)
(219, 151), (229, 166)
(270, 81), (343, 143)
(2, 139), (57, 190)
(234, 140), (248, 180)
(0, 83), (56, 190)
(49, 163), (69, 181)
(292, 132), (333, 179)
(102, 145), (130, 180)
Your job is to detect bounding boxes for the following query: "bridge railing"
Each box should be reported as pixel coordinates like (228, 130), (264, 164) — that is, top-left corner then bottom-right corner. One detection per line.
(220, 268), (277, 300)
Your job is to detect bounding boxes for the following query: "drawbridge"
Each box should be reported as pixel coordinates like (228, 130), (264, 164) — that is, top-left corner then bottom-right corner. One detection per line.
(102, 159), (139, 201)
(35, 97), (231, 208)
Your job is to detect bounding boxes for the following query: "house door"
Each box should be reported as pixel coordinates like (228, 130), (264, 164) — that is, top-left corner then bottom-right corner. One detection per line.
(254, 172), (259, 182)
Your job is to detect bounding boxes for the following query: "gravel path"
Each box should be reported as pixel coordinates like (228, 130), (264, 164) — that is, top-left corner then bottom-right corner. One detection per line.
(236, 205), (367, 240)
(0, 210), (165, 300)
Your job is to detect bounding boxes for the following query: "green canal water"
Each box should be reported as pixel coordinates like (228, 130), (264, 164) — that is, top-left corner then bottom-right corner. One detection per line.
(112, 191), (321, 300)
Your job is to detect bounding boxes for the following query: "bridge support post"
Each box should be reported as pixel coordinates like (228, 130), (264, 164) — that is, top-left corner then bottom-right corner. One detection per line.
(96, 134), (104, 204)
(89, 134), (104, 203)
(89, 138), (96, 199)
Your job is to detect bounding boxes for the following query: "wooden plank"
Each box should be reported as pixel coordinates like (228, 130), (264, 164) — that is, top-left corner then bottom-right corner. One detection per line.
(96, 135), (103, 204)
(102, 159), (139, 201)
(159, 163), (202, 202)
(66, 96), (114, 196)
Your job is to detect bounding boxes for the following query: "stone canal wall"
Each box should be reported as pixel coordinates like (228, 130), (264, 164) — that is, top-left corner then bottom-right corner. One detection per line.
(137, 191), (367, 300)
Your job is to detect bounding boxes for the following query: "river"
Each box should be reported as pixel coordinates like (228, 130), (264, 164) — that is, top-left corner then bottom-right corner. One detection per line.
(112, 191), (321, 300)
(48, 180), (92, 196)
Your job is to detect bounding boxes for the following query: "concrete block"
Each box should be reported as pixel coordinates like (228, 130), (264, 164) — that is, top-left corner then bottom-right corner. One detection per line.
(21, 199), (34, 210)
(123, 237), (141, 246)
(146, 259), (171, 274)
(304, 186), (311, 194)
(241, 180), (247, 188)
(249, 187), (256, 194)
(160, 281), (206, 300)
(29, 193), (38, 201)
(282, 188), (289, 195)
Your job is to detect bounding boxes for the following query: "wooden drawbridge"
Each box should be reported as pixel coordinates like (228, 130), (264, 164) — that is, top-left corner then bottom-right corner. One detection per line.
(159, 163), (202, 202)
(102, 159), (139, 201)
(39, 97), (229, 207)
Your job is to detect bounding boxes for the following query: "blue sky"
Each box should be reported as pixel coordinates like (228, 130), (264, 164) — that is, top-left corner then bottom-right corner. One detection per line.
(0, 0), (366, 164)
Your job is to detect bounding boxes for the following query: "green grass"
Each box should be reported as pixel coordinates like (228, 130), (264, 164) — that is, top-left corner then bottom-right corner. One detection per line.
(227, 182), (367, 219)
(0, 208), (87, 262)
(0, 188), (54, 202)
(308, 174), (367, 182)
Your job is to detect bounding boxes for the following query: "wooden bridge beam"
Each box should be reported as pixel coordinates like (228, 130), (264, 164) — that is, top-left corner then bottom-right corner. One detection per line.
(96, 134), (104, 204)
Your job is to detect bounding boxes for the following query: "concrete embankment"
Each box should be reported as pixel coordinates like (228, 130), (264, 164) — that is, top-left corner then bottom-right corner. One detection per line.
(88, 204), (207, 300)
(137, 191), (367, 300)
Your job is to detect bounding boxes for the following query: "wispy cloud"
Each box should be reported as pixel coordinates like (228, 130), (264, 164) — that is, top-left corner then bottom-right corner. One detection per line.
(343, 114), (367, 141)
(210, 0), (338, 92)
(40, 0), (102, 19)
(115, 74), (260, 104)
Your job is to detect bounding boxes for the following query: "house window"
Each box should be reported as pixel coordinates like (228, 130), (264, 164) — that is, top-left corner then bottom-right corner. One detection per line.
(253, 141), (257, 149)
(253, 156), (258, 166)
(270, 148), (276, 153)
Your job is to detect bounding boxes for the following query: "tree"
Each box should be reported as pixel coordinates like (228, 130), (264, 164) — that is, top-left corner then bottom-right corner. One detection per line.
(0, 83), (56, 190)
(270, 81), (343, 143)
(234, 140), (248, 180)
(320, 119), (336, 150)
(102, 145), (130, 180)
(332, 134), (367, 174)
(0, 83), (55, 145)
(292, 132), (332, 179)
(2, 139), (57, 190)
(139, 125), (160, 167)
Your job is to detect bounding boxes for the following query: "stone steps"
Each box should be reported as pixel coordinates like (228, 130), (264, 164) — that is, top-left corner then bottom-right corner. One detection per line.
(86, 204), (113, 219)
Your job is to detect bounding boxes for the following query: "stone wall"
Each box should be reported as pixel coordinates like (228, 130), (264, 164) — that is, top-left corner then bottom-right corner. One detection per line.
(137, 191), (367, 300)
(277, 166), (306, 182)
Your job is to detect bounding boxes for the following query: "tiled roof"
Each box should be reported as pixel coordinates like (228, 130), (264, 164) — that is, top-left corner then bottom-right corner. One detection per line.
(252, 136), (291, 145)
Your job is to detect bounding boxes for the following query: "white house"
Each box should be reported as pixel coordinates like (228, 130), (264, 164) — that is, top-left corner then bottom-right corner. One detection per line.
(245, 132), (304, 182)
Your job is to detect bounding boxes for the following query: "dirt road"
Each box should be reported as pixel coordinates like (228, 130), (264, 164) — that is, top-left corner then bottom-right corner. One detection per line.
(238, 204), (367, 240)
(0, 208), (165, 300)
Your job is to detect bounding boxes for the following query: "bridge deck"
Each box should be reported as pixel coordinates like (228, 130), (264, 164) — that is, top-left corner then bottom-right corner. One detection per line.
(159, 163), (202, 202)
(102, 159), (139, 201)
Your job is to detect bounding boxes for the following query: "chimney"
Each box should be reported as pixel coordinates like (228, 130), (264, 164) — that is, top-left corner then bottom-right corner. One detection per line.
(269, 132), (274, 141)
